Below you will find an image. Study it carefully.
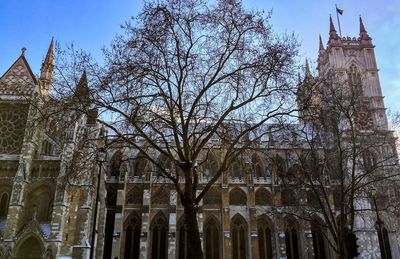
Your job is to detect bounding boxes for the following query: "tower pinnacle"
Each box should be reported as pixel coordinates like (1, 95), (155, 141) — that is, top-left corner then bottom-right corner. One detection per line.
(359, 16), (371, 40)
(319, 34), (325, 51)
(329, 15), (339, 39)
(39, 38), (55, 96)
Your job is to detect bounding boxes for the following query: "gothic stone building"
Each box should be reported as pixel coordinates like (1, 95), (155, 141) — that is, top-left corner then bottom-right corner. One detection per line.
(0, 17), (399, 259)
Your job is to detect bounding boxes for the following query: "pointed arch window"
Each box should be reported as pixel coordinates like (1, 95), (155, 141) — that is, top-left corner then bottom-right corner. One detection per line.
(0, 192), (9, 218)
(348, 64), (362, 88)
(156, 153), (172, 177)
(204, 155), (218, 178)
(258, 218), (273, 259)
(229, 188), (247, 206)
(255, 188), (273, 206)
(124, 213), (142, 259)
(177, 218), (188, 259)
(37, 195), (51, 222)
(231, 215), (247, 259)
(151, 213), (168, 259)
(311, 220), (327, 259)
(132, 153), (148, 177)
(204, 217), (220, 259)
(252, 155), (266, 178)
(285, 227), (299, 259)
(377, 223), (392, 259)
(230, 161), (242, 179)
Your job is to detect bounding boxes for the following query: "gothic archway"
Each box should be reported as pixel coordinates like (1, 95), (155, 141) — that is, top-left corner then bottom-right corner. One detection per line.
(150, 212), (168, 259)
(16, 235), (44, 258)
(257, 216), (274, 259)
(231, 214), (248, 259)
(204, 215), (221, 259)
(124, 212), (142, 259)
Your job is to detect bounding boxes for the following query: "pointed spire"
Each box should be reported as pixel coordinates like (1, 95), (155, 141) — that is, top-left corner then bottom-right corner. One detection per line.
(329, 15), (336, 32)
(319, 34), (325, 51)
(43, 37), (54, 66)
(329, 15), (339, 40)
(359, 16), (366, 33)
(40, 38), (54, 81)
(359, 16), (371, 41)
(74, 70), (90, 100)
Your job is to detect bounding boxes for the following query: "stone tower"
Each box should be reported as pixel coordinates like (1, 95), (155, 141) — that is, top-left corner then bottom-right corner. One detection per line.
(317, 16), (388, 130)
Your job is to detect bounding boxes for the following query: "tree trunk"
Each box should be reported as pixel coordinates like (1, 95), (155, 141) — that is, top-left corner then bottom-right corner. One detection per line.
(183, 201), (204, 259)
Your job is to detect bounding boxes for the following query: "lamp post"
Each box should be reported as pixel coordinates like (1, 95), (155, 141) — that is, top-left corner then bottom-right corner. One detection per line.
(370, 187), (382, 237)
(90, 147), (107, 259)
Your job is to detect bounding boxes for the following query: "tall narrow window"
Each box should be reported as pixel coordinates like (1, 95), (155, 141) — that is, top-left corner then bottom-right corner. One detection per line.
(348, 64), (362, 88)
(258, 218), (273, 259)
(204, 155), (218, 178)
(377, 224), (392, 259)
(285, 227), (299, 259)
(252, 155), (264, 178)
(0, 192), (9, 217)
(38, 195), (51, 222)
(178, 218), (188, 259)
(124, 213), (142, 259)
(311, 221), (326, 259)
(151, 213), (168, 259)
(231, 215), (247, 259)
(204, 217), (220, 259)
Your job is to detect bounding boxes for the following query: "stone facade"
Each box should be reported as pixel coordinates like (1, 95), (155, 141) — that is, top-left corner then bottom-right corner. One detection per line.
(0, 41), (100, 258)
(0, 17), (399, 259)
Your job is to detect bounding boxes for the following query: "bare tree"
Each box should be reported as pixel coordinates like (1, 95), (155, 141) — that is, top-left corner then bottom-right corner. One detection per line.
(291, 70), (400, 258)
(52, 0), (299, 257)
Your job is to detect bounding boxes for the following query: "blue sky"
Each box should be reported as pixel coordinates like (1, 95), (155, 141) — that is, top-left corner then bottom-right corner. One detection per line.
(1, 0), (399, 111)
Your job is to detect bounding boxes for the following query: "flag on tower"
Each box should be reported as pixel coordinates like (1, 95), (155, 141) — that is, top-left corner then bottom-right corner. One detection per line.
(336, 7), (344, 15)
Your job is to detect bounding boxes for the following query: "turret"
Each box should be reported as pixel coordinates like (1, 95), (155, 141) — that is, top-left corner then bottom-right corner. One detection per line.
(329, 15), (339, 40)
(319, 34), (325, 52)
(359, 16), (372, 44)
(74, 71), (90, 103)
(39, 38), (54, 96)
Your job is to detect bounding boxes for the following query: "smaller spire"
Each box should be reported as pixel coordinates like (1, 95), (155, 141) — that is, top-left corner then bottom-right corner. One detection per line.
(329, 15), (336, 33)
(21, 47), (27, 56)
(74, 70), (90, 100)
(359, 16), (371, 41)
(359, 16), (366, 33)
(319, 34), (325, 51)
(43, 37), (54, 67)
(329, 15), (339, 40)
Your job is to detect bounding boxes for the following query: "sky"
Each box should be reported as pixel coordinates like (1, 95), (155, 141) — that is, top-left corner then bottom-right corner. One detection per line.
(0, 0), (399, 111)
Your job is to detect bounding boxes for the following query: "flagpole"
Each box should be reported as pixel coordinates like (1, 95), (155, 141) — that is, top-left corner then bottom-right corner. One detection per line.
(335, 4), (342, 37)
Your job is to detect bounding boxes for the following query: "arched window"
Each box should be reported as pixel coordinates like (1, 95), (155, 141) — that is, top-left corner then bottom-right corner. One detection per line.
(37, 195), (51, 222)
(255, 188), (273, 206)
(252, 155), (265, 178)
(133, 153), (148, 177)
(285, 218), (300, 259)
(229, 188), (247, 206)
(150, 212), (168, 259)
(230, 161), (242, 178)
(307, 190), (319, 208)
(348, 64), (362, 88)
(311, 220), (327, 259)
(156, 153), (172, 177)
(0, 192), (9, 218)
(377, 223), (392, 259)
(204, 217), (220, 259)
(204, 187), (222, 205)
(110, 151), (122, 177)
(231, 214), (247, 259)
(204, 155), (218, 178)
(124, 213), (142, 259)
(177, 218), (188, 259)
(258, 217), (273, 259)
